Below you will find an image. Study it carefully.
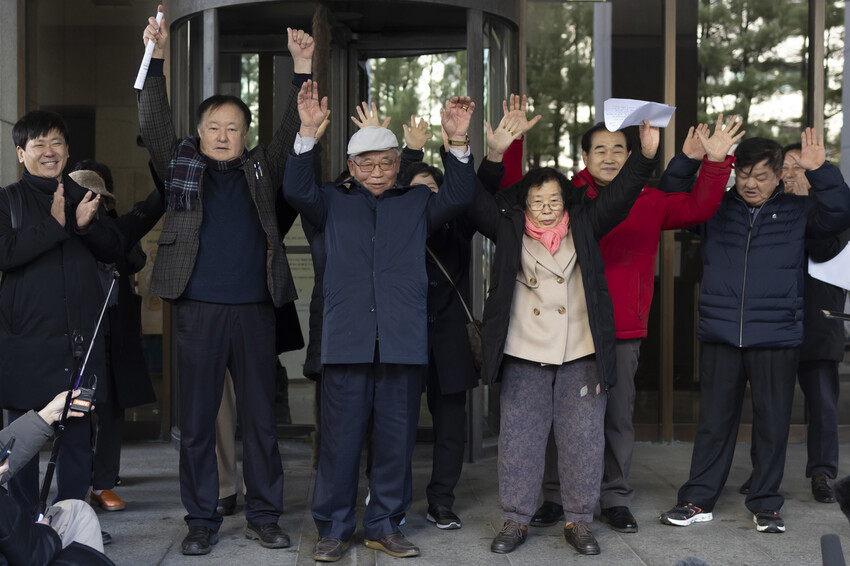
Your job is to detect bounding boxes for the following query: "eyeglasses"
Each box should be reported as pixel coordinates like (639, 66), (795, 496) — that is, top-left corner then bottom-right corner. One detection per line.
(526, 200), (564, 212)
(352, 158), (396, 173)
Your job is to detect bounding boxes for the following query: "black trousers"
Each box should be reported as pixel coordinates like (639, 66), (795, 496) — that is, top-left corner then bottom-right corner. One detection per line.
(425, 360), (467, 508)
(312, 348), (424, 541)
(678, 343), (798, 514)
(7, 410), (92, 515)
(798, 359), (840, 478)
(174, 300), (283, 531)
(92, 355), (124, 491)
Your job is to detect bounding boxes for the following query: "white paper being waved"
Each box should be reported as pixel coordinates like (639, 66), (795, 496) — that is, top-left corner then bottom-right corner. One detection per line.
(604, 98), (676, 131)
(808, 241), (850, 291)
(134, 9), (164, 90)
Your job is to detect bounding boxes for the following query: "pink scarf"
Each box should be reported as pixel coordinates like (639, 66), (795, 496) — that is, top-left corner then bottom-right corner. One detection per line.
(524, 211), (570, 254)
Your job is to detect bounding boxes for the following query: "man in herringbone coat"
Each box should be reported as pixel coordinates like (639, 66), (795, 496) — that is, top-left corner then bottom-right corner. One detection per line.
(138, 12), (311, 556)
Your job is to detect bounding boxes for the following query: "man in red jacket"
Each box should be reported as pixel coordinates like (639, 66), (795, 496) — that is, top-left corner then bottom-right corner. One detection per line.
(529, 116), (742, 533)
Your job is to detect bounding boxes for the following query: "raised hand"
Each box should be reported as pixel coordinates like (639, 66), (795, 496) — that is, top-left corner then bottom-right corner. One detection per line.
(402, 115), (433, 151)
(351, 101), (391, 130)
(76, 191), (101, 230)
(697, 114), (745, 162)
(142, 5), (168, 59)
(51, 184), (65, 227)
(486, 114), (522, 161)
(288, 28), (314, 74)
(681, 123), (710, 160)
(315, 115), (331, 142)
(638, 120), (660, 159)
(503, 93), (542, 138)
(441, 96), (474, 146)
(297, 80), (330, 138)
(798, 127), (826, 171)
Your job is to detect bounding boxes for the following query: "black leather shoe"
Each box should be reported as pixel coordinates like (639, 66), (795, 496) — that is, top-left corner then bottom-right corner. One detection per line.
(490, 520), (527, 554)
(216, 494), (237, 516)
(813, 474), (837, 503)
(740, 474), (752, 495)
(101, 530), (113, 546)
(181, 526), (218, 555)
(312, 537), (349, 562)
(364, 532), (420, 557)
(564, 521), (600, 555)
(530, 501), (564, 527)
(601, 506), (638, 533)
(426, 504), (462, 529)
(245, 521), (291, 548)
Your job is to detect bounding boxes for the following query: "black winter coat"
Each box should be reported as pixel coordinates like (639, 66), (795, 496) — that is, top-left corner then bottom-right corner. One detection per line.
(0, 171), (125, 410)
(801, 226), (850, 361)
(425, 155), (506, 394)
(466, 152), (658, 387)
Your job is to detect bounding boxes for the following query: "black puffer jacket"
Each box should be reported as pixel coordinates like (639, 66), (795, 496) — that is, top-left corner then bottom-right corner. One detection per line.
(465, 151), (658, 387)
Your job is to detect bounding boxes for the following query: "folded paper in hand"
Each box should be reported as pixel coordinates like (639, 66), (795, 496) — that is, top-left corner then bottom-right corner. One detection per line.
(604, 98), (676, 131)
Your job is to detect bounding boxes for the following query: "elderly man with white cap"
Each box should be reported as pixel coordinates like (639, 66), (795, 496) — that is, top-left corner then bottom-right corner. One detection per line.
(284, 80), (475, 561)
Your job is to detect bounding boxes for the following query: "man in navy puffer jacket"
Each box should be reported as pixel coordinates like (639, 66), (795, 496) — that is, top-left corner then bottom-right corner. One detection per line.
(659, 130), (850, 534)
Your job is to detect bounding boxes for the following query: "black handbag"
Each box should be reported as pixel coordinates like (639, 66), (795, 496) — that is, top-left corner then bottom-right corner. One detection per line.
(425, 245), (484, 379)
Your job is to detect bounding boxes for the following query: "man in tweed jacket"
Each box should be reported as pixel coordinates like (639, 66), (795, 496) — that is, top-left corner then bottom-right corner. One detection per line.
(139, 12), (311, 556)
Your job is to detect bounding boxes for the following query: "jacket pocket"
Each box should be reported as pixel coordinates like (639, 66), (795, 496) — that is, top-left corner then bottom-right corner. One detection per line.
(158, 230), (178, 246)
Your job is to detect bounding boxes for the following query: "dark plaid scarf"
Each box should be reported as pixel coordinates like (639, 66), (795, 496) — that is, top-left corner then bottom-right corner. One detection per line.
(164, 137), (249, 211)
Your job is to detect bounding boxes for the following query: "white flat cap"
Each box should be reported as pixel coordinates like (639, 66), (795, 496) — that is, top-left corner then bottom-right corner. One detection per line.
(347, 126), (398, 157)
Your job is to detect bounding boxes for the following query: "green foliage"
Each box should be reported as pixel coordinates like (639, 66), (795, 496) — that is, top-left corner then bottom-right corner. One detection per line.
(241, 54), (260, 150)
(525, 1), (595, 170)
(697, 0), (844, 154)
(367, 53), (467, 165)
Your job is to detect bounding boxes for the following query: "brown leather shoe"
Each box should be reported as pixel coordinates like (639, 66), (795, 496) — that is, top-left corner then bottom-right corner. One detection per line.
(89, 489), (125, 511)
(364, 532), (420, 557)
(564, 521), (600, 555)
(312, 537), (349, 562)
(490, 520), (528, 554)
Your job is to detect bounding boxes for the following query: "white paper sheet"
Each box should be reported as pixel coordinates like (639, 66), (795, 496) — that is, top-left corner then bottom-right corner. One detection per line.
(604, 98), (676, 131)
(808, 241), (850, 290)
(134, 10), (164, 90)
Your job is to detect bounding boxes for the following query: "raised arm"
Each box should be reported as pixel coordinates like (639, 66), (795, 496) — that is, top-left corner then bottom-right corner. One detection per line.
(800, 128), (850, 238)
(659, 115), (742, 229)
(265, 28), (315, 188)
(426, 97), (475, 230)
(283, 80), (330, 228)
(588, 121), (659, 238)
(138, 7), (178, 181)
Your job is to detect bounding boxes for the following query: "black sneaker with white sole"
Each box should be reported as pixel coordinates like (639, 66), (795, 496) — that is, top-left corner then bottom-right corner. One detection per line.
(754, 510), (785, 533)
(659, 503), (713, 526)
(426, 504), (462, 529)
